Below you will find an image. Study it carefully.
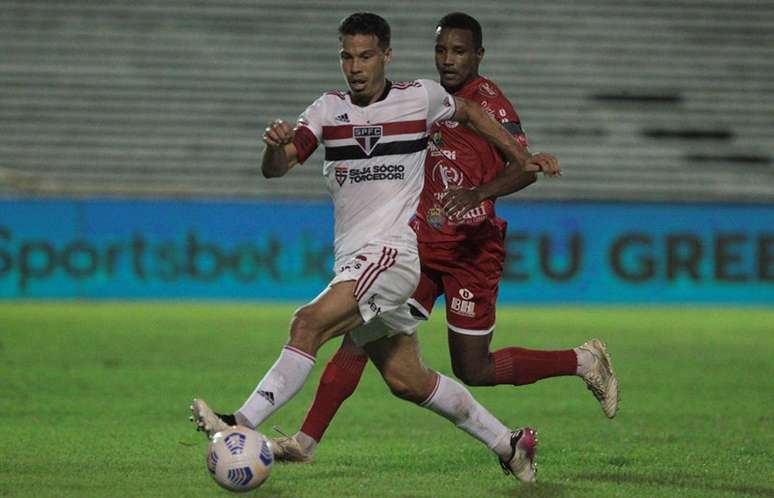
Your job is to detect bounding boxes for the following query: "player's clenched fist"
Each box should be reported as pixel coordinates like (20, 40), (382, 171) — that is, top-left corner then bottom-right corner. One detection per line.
(262, 119), (294, 147)
(525, 152), (561, 177)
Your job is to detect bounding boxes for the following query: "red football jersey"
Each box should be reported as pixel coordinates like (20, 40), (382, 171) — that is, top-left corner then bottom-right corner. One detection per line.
(412, 76), (528, 244)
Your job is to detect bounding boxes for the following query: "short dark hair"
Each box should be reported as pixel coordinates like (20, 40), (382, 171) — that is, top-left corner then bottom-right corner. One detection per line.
(436, 12), (483, 49)
(338, 13), (391, 51)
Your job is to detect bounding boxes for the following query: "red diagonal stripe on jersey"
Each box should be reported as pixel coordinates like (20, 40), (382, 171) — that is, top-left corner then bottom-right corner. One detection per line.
(322, 120), (426, 140)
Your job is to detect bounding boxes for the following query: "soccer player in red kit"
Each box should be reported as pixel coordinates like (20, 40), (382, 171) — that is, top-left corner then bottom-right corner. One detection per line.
(269, 12), (619, 463)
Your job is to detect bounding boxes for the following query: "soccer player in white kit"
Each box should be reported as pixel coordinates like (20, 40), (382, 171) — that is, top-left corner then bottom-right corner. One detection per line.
(191, 12), (559, 483)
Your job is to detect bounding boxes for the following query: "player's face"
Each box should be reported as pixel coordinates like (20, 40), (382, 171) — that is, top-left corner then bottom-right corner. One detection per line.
(434, 28), (483, 93)
(340, 34), (392, 105)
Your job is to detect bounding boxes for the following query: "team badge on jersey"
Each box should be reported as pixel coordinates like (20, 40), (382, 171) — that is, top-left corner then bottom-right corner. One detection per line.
(353, 125), (383, 155)
(427, 207), (445, 230)
(335, 166), (348, 186)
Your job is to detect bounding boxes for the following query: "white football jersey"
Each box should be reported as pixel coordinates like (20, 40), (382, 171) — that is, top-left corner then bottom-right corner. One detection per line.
(293, 79), (456, 262)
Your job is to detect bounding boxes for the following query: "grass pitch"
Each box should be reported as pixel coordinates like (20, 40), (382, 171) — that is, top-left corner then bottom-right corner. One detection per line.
(0, 303), (772, 498)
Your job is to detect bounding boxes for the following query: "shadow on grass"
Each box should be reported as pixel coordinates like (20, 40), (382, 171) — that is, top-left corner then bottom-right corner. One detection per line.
(576, 472), (774, 497)
(252, 483), (303, 498)
(498, 481), (578, 498)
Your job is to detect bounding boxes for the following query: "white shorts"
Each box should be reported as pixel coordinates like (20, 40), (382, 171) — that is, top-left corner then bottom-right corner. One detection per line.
(329, 244), (421, 347)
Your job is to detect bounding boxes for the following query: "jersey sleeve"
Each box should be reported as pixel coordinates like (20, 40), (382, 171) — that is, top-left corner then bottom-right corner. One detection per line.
(475, 86), (529, 149)
(418, 79), (456, 127)
(503, 119), (528, 148)
(292, 96), (326, 164)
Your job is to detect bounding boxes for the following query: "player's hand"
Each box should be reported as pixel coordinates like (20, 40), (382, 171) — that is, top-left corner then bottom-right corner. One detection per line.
(525, 152), (561, 177)
(262, 119), (294, 147)
(442, 187), (483, 220)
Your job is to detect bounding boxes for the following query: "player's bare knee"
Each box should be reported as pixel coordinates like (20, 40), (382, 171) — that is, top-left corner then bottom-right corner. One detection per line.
(288, 306), (323, 352)
(384, 374), (426, 404)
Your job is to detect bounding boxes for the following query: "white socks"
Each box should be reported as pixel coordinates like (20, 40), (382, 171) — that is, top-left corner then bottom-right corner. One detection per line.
(421, 374), (513, 460)
(236, 346), (316, 429)
(235, 351), (516, 461)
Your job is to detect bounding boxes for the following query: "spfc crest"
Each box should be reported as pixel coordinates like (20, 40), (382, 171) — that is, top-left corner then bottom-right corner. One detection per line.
(353, 125), (383, 155)
(335, 166), (348, 186)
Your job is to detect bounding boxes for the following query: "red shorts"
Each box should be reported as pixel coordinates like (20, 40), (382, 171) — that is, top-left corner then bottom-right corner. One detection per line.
(407, 238), (505, 335)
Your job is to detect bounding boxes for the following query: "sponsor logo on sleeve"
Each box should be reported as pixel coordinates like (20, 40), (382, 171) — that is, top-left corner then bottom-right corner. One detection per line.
(479, 100), (496, 118)
(478, 82), (498, 98)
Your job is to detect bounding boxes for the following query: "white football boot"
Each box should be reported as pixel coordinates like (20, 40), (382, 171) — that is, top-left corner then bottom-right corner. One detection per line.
(577, 339), (620, 418)
(499, 427), (538, 483)
(190, 398), (231, 439)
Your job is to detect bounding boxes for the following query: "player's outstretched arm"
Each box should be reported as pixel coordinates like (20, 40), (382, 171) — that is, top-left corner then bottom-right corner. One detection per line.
(443, 150), (563, 218)
(451, 97), (560, 176)
(261, 119), (300, 178)
(442, 167), (537, 219)
(471, 151), (560, 202)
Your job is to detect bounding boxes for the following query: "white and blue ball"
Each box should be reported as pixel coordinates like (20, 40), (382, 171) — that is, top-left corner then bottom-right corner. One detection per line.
(207, 426), (273, 492)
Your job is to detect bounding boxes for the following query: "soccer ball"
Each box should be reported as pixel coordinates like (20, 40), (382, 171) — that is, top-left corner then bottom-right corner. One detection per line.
(207, 426), (273, 492)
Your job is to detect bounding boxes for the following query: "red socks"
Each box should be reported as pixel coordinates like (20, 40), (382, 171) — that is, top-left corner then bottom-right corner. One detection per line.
(492, 347), (577, 386)
(299, 347), (368, 442)
(299, 346), (576, 442)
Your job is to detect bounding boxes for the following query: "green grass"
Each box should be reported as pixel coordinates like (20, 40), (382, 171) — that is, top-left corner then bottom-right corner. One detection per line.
(0, 303), (772, 498)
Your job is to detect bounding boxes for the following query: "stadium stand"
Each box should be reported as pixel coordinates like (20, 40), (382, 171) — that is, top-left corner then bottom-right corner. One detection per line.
(0, 0), (772, 201)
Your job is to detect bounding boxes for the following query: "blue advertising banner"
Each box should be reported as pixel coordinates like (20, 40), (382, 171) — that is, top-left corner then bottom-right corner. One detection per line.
(0, 198), (772, 303)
